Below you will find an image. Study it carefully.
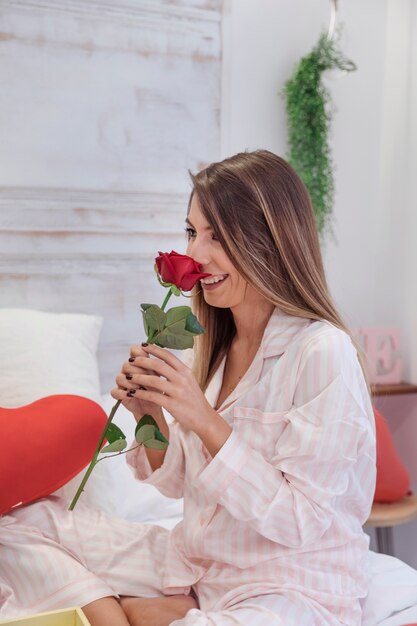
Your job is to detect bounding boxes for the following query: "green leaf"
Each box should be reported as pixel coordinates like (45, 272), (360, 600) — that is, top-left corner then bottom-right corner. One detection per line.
(106, 422), (126, 444)
(134, 415), (169, 448)
(140, 303), (153, 311)
(143, 438), (169, 450)
(166, 306), (191, 326)
(135, 414), (158, 431)
(142, 309), (149, 337)
(185, 312), (204, 335)
(155, 322), (195, 350)
(135, 423), (156, 444)
(154, 428), (169, 444)
(144, 305), (166, 332)
(101, 439), (127, 453)
(282, 33), (355, 236)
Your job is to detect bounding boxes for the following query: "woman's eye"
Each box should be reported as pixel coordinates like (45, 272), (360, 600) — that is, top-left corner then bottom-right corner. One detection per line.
(184, 227), (196, 240)
(185, 227), (219, 241)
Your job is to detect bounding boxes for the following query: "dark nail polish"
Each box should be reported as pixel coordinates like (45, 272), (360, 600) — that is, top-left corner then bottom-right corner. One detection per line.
(128, 357), (135, 363)
(125, 374), (132, 380)
(126, 392), (133, 397)
(141, 342), (149, 347)
(139, 386), (146, 390)
(129, 389), (136, 395)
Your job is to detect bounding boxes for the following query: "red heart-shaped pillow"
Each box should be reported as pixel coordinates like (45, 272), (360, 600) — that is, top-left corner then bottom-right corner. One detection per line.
(374, 407), (411, 503)
(0, 395), (108, 515)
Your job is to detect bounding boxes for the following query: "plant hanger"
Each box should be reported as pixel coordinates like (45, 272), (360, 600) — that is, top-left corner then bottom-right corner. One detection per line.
(326, 0), (355, 73)
(327, 0), (338, 42)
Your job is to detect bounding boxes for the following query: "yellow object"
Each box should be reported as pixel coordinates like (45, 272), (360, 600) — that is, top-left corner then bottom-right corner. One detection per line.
(0, 607), (91, 626)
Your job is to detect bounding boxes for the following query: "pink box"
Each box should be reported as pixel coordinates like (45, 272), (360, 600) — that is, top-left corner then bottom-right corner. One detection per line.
(352, 327), (402, 384)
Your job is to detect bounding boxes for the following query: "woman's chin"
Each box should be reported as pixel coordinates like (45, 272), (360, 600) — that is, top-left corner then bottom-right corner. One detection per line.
(203, 293), (231, 308)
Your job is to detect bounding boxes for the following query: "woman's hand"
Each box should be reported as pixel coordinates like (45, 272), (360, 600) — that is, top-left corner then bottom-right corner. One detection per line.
(111, 344), (171, 470)
(126, 344), (232, 457)
(111, 345), (165, 423)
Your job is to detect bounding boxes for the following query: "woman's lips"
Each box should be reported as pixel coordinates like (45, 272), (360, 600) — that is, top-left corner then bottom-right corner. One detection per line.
(200, 275), (228, 291)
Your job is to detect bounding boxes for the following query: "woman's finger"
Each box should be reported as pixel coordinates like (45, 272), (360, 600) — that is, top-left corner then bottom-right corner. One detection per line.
(130, 345), (152, 359)
(121, 362), (156, 377)
(116, 373), (135, 389)
(129, 356), (180, 383)
(132, 387), (170, 409)
(127, 373), (172, 396)
(140, 343), (186, 372)
(116, 373), (153, 393)
(111, 386), (128, 400)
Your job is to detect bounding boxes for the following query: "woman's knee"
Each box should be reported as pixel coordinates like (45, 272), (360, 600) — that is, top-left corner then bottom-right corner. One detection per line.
(83, 596), (131, 626)
(119, 595), (198, 626)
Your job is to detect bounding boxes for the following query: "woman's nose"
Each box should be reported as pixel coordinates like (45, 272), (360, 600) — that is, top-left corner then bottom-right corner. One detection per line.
(187, 240), (210, 267)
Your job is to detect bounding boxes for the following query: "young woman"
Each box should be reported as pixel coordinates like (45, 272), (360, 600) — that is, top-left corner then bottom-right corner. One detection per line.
(0, 150), (376, 626)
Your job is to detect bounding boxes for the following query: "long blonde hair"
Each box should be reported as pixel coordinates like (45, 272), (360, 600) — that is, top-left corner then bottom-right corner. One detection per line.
(188, 150), (368, 393)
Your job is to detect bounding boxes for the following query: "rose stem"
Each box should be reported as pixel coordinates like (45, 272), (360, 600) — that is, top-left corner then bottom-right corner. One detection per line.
(160, 288), (173, 311)
(68, 286), (175, 510)
(68, 399), (121, 510)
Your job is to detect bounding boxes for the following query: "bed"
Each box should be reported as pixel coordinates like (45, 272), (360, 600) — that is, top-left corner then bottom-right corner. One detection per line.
(1, 308), (417, 625)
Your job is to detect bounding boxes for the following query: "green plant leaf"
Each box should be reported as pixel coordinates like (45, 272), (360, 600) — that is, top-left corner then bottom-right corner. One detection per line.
(282, 32), (356, 236)
(135, 423), (156, 444)
(155, 321), (195, 350)
(101, 439), (127, 453)
(154, 428), (169, 444)
(134, 415), (169, 448)
(142, 309), (149, 337)
(105, 422), (126, 444)
(135, 414), (158, 431)
(141, 304), (153, 336)
(166, 306), (191, 326)
(144, 305), (167, 331)
(143, 439), (169, 450)
(185, 312), (204, 335)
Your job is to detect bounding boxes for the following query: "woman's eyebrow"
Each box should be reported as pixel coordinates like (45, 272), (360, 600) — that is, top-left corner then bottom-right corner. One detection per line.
(185, 217), (212, 231)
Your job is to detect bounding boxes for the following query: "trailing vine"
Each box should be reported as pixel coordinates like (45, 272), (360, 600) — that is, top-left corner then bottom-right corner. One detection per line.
(283, 33), (356, 235)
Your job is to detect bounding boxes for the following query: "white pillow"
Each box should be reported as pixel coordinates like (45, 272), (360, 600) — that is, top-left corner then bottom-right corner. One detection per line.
(362, 551), (417, 626)
(0, 308), (102, 408)
(0, 309), (183, 524)
(61, 393), (183, 525)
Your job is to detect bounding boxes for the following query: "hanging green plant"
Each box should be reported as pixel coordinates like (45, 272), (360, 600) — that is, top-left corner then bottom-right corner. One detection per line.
(283, 33), (356, 235)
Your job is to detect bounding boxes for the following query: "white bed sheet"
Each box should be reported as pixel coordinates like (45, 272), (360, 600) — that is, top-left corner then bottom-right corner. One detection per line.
(363, 551), (417, 626)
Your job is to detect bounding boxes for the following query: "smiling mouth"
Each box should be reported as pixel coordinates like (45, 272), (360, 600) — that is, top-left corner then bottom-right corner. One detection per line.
(200, 274), (229, 286)
(200, 274), (229, 290)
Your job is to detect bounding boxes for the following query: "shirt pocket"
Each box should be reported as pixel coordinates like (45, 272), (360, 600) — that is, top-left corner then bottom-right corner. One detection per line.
(232, 406), (290, 459)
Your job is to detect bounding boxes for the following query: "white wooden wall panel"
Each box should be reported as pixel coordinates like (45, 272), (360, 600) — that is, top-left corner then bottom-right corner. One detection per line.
(0, 0), (222, 392)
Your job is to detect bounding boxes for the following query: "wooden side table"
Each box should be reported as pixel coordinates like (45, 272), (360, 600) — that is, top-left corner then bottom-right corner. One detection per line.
(371, 382), (417, 397)
(365, 382), (417, 555)
(365, 494), (417, 555)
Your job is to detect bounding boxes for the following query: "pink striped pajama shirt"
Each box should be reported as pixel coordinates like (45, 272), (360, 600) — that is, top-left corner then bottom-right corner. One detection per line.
(0, 309), (376, 625)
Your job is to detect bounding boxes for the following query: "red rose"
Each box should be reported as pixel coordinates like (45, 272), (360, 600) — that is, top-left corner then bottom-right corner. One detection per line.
(155, 251), (211, 291)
